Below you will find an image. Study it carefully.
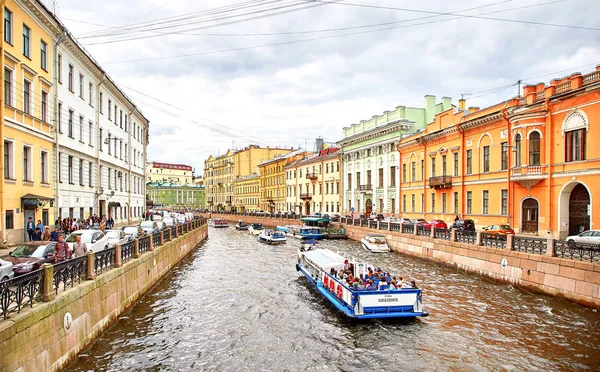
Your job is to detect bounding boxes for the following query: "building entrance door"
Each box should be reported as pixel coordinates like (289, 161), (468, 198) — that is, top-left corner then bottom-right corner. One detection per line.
(569, 183), (590, 235)
(23, 209), (35, 241)
(521, 198), (539, 234)
(365, 199), (373, 216)
(305, 202), (310, 216)
(99, 200), (106, 217)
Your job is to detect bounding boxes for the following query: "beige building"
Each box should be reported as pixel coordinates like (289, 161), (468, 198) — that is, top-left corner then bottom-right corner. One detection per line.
(234, 173), (260, 212)
(233, 145), (292, 179)
(286, 148), (342, 215)
(146, 162), (194, 184)
(204, 150), (234, 211)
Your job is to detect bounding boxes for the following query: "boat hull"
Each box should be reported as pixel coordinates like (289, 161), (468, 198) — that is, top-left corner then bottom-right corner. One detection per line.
(361, 241), (390, 253)
(258, 237), (286, 245)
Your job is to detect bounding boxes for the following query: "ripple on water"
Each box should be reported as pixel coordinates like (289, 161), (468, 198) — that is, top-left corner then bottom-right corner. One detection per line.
(68, 228), (600, 371)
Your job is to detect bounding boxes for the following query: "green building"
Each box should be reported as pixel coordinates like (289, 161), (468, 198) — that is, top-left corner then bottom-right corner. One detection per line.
(146, 182), (205, 209)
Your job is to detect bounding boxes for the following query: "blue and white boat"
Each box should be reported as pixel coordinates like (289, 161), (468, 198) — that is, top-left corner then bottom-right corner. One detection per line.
(296, 248), (429, 319)
(248, 223), (264, 236)
(278, 225), (325, 240)
(258, 230), (287, 245)
(235, 220), (249, 231)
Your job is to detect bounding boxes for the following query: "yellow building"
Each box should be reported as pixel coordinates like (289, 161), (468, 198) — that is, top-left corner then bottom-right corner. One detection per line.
(285, 148), (341, 215)
(258, 149), (306, 213)
(146, 161), (194, 184)
(233, 173), (260, 212)
(204, 150), (234, 211)
(2, 0), (59, 244)
(233, 145), (292, 179)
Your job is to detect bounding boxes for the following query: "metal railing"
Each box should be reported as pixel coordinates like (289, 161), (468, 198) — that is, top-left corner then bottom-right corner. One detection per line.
(481, 233), (507, 249)
(139, 236), (150, 254)
(389, 222), (399, 232)
(152, 232), (161, 248)
(121, 241), (135, 262)
(0, 268), (44, 319)
(94, 247), (117, 275)
(456, 230), (477, 245)
(401, 224), (413, 234)
(368, 220), (377, 229)
(434, 228), (451, 240)
(53, 256), (88, 294)
(554, 241), (600, 262)
(417, 226), (430, 237)
(164, 228), (171, 241)
(513, 236), (547, 255)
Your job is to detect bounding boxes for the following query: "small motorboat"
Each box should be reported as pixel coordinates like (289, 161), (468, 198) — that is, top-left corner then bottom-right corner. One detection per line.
(248, 222), (264, 236)
(258, 230), (287, 245)
(235, 220), (249, 230)
(209, 218), (229, 228)
(300, 238), (318, 252)
(361, 234), (390, 253)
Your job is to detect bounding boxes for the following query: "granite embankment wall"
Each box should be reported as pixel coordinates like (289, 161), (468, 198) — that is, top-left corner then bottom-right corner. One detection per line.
(0, 224), (208, 372)
(207, 213), (600, 308)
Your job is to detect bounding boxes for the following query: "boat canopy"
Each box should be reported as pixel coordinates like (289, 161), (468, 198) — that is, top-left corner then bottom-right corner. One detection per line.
(301, 217), (329, 223)
(303, 249), (345, 272)
(301, 239), (318, 245)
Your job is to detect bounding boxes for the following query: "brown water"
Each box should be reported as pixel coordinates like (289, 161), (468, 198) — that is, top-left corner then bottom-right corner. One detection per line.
(68, 228), (600, 371)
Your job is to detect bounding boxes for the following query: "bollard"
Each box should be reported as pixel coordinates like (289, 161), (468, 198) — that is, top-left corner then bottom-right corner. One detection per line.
(149, 236), (154, 252)
(42, 263), (55, 302)
(476, 231), (482, 246)
(160, 231), (164, 246)
(115, 244), (122, 268)
(506, 234), (514, 251)
(86, 251), (95, 280)
(388, 221), (391, 232)
(377, 221), (380, 230)
(413, 223), (418, 235)
(134, 239), (141, 258)
(546, 238), (555, 256)
(430, 226), (435, 239)
(451, 228), (457, 242)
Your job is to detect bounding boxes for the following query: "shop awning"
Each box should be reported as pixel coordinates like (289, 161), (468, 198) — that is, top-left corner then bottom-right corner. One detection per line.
(108, 202), (121, 208)
(21, 193), (54, 207)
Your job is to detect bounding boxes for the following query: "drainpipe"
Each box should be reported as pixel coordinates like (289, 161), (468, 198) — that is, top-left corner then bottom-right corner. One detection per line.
(52, 31), (67, 222)
(96, 76), (106, 216)
(0, 0), (6, 243)
(420, 135), (427, 218)
(501, 99), (512, 226)
(544, 97), (553, 237)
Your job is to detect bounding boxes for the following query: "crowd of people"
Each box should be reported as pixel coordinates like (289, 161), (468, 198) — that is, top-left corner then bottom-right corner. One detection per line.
(25, 215), (116, 242)
(330, 261), (417, 291)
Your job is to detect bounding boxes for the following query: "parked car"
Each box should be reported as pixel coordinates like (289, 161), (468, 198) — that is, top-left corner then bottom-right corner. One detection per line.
(410, 218), (427, 226)
(140, 220), (160, 234)
(162, 217), (176, 227)
(0, 257), (15, 281)
(369, 214), (385, 221)
(353, 214), (367, 220)
(397, 217), (412, 224)
(422, 220), (448, 229)
(451, 219), (476, 231)
(66, 230), (109, 253)
(156, 221), (167, 230)
(176, 215), (187, 224)
(330, 214), (341, 222)
(565, 230), (600, 244)
(4, 242), (56, 276)
(482, 224), (515, 235)
(121, 225), (146, 240)
(104, 229), (130, 248)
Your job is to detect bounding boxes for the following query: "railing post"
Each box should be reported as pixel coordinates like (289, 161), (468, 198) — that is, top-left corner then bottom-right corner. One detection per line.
(360, 219), (363, 227)
(506, 234), (514, 251)
(115, 244), (122, 268)
(413, 223), (418, 235)
(476, 231), (482, 246)
(42, 263), (55, 302)
(86, 251), (95, 280)
(430, 226), (435, 239)
(134, 239), (141, 258)
(451, 229), (457, 242)
(546, 238), (555, 256)
(388, 222), (391, 231)
(149, 236), (154, 252)
(377, 221), (380, 230)
(160, 231), (164, 246)
(174, 225), (179, 238)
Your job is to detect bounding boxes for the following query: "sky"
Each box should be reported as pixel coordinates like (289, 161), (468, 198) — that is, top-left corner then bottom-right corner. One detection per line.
(54, 0), (600, 175)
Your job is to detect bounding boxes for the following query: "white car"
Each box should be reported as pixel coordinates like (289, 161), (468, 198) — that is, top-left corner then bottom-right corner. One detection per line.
(104, 229), (130, 248)
(66, 230), (109, 253)
(565, 230), (600, 244)
(0, 258), (14, 282)
(139, 220), (160, 234)
(176, 215), (187, 224)
(163, 217), (176, 227)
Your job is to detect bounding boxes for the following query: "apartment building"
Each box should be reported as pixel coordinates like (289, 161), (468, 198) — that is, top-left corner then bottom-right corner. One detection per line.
(146, 161), (193, 184)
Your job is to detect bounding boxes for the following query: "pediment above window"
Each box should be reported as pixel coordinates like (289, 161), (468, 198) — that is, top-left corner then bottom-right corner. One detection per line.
(563, 110), (588, 133)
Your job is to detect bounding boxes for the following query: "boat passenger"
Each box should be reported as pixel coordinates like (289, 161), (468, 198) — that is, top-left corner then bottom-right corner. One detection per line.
(377, 280), (389, 290)
(401, 280), (413, 289)
(410, 279), (417, 288)
(356, 280), (365, 290)
(366, 280), (377, 291)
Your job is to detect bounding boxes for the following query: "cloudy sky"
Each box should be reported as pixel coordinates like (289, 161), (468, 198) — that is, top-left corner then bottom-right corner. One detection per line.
(55, 0), (600, 175)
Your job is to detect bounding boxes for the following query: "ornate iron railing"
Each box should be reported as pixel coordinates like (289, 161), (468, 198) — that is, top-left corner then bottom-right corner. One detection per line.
(0, 268), (44, 319)
(434, 228), (451, 240)
(456, 230), (477, 245)
(121, 241), (135, 262)
(164, 228), (171, 241)
(94, 247), (116, 275)
(513, 236), (547, 255)
(389, 222), (399, 232)
(481, 233), (507, 249)
(139, 236), (150, 254)
(401, 224), (413, 234)
(379, 221), (388, 230)
(554, 241), (600, 262)
(340, 217), (347, 224)
(171, 226), (177, 238)
(178, 225), (183, 235)
(417, 226), (430, 237)
(152, 232), (161, 248)
(53, 256), (88, 294)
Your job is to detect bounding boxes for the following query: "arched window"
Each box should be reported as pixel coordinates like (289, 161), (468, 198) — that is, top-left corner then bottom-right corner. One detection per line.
(529, 132), (540, 166)
(514, 134), (521, 167)
(564, 112), (587, 162)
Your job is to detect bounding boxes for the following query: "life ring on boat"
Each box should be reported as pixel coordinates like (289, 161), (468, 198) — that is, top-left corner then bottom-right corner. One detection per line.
(329, 278), (335, 292)
(324, 276), (329, 287)
(336, 284), (343, 299)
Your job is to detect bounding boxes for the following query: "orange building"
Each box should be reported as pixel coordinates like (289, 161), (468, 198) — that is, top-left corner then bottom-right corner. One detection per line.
(397, 66), (600, 239)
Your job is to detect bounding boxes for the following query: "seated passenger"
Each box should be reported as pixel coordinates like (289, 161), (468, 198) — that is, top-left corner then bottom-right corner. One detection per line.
(388, 280), (398, 290)
(401, 280), (413, 289)
(409, 279), (417, 288)
(366, 280), (377, 291)
(357, 280), (365, 290)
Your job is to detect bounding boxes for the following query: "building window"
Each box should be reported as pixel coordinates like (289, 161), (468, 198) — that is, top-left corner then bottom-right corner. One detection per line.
(68, 64), (74, 92)
(421, 194), (424, 212)
(99, 128), (103, 150)
(442, 193), (447, 213)
(391, 198), (395, 214)
(58, 153), (62, 183)
(529, 132), (541, 165)
(89, 121), (93, 145)
(79, 115), (84, 141)
(23, 80), (30, 114)
(99, 92), (103, 113)
(4, 8), (12, 44)
(40, 40), (47, 70)
(79, 159), (84, 185)
(453, 152), (458, 176)
(442, 155), (447, 176)
(420, 160), (425, 180)
(483, 146), (490, 173)
(108, 168), (111, 189)
(68, 156), (74, 184)
(402, 195), (406, 212)
(466, 150), (472, 174)
(41, 91), (48, 122)
(57, 54), (62, 83)
(482, 190), (489, 215)
(565, 128), (586, 162)
(501, 189), (508, 215)
(514, 133), (521, 167)
(5, 210), (13, 229)
(89, 82), (93, 106)
(379, 168), (384, 188)
(23, 145), (31, 181)
(3, 140), (13, 179)
(390, 166), (396, 187)
(402, 164), (406, 183)
(22, 24), (30, 57)
(108, 99), (112, 120)
(79, 74), (84, 98)
(454, 192), (459, 214)
(501, 142), (508, 170)
(89, 161), (93, 186)
(431, 158), (436, 177)
(431, 193), (435, 213)
(4, 67), (12, 106)
(57, 103), (62, 132)
(463, 191), (472, 215)
(411, 161), (416, 182)
(41, 150), (48, 183)
(108, 133), (111, 155)
(411, 194), (415, 212)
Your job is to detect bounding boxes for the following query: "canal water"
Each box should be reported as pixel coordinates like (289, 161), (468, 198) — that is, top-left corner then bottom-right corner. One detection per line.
(68, 228), (600, 371)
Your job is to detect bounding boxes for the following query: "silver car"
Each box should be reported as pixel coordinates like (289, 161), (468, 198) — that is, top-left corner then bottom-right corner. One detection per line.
(104, 229), (130, 248)
(0, 258), (14, 282)
(139, 221), (159, 234)
(565, 230), (600, 244)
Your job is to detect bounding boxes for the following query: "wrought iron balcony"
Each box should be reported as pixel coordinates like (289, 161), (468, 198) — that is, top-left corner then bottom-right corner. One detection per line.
(358, 185), (372, 192)
(300, 193), (312, 200)
(306, 172), (319, 180)
(429, 176), (452, 189)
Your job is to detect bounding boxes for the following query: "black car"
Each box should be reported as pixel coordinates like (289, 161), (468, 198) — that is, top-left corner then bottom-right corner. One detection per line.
(451, 219), (476, 231)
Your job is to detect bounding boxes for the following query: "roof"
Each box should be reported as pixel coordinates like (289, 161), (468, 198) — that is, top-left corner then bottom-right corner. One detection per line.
(146, 182), (204, 189)
(257, 148), (305, 167)
(286, 149), (340, 168)
(149, 162), (193, 171)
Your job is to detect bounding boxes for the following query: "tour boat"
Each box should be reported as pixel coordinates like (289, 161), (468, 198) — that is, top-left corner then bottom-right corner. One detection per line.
(300, 238), (318, 252)
(361, 234), (390, 253)
(209, 218), (229, 228)
(235, 220), (249, 231)
(276, 225), (300, 238)
(257, 230), (287, 245)
(248, 222), (264, 236)
(296, 249), (429, 319)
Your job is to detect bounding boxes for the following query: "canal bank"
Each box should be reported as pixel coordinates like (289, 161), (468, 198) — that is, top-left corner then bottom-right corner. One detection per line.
(0, 221), (208, 372)
(204, 213), (600, 308)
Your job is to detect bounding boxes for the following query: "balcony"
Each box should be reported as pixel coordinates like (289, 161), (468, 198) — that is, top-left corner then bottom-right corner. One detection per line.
(358, 185), (372, 192)
(226, 197), (233, 204)
(299, 193), (312, 200)
(510, 165), (548, 190)
(306, 172), (319, 180)
(429, 176), (452, 189)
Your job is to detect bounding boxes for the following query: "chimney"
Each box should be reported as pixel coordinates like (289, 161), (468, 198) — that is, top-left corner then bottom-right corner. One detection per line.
(441, 97), (452, 111)
(458, 99), (466, 110)
(468, 107), (480, 114)
(424, 95), (436, 123)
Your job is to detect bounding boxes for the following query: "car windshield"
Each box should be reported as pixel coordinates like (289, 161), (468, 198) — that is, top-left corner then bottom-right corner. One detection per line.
(11, 244), (39, 257)
(106, 231), (120, 239)
(123, 227), (137, 234)
(140, 221), (154, 227)
(31, 245), (48, 258)
(499, 225), (512, 229)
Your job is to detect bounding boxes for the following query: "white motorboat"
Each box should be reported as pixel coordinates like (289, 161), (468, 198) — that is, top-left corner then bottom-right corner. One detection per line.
(361, 234), (390, 253)
(209, 218), (229, 228)
(257, 230), (287, 245)
(235, 220), (249, 230)
(248, 222), (264, 236)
